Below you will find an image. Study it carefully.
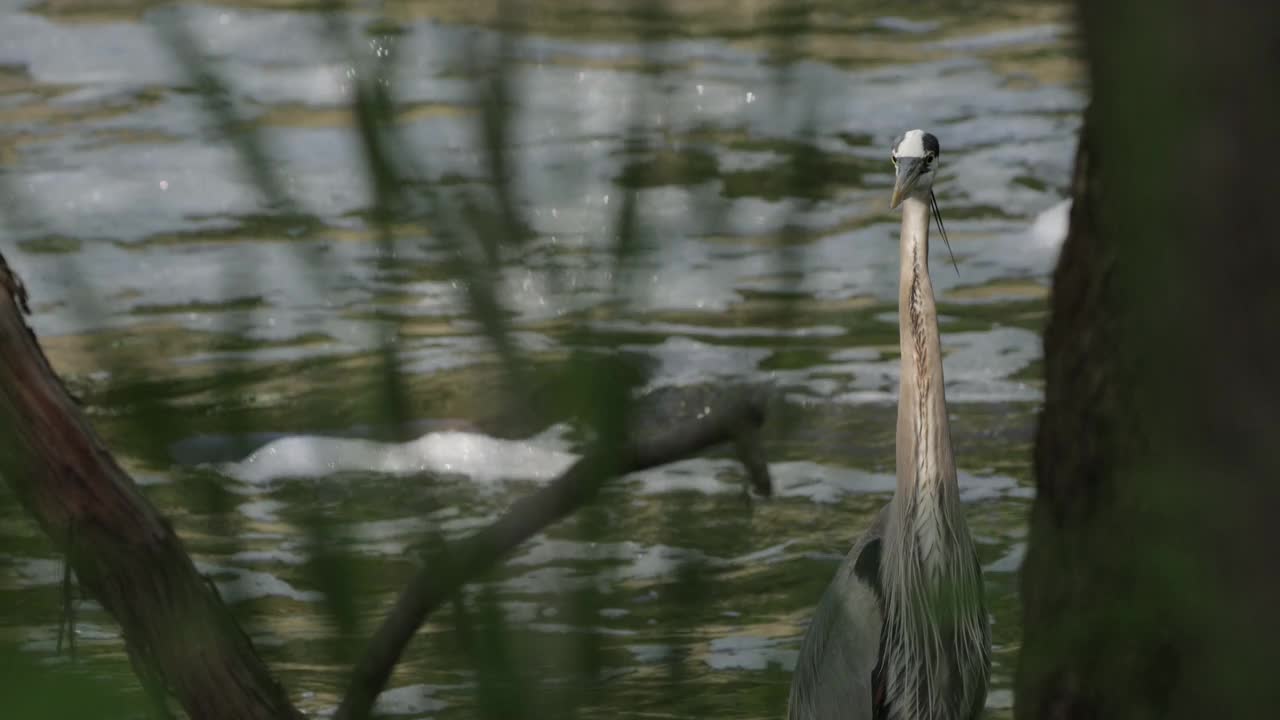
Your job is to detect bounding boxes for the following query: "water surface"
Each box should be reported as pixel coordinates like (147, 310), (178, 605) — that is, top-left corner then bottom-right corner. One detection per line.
(0, 0), (1080, 717)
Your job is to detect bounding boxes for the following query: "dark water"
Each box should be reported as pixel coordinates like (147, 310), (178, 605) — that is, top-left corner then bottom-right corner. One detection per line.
(0, 0), (1080, 717)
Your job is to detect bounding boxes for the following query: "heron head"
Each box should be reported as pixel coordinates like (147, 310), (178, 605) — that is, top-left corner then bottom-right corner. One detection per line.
(889, 129), (940, 209)
(890, 129), (959, 274)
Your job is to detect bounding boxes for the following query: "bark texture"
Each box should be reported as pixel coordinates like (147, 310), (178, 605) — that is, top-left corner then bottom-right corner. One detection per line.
(0, 254), (305, 720)
(1017, 1), (1280, 718)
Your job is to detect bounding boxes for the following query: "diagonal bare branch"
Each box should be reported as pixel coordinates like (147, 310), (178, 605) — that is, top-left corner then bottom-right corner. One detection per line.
(333, 390), (771, 720)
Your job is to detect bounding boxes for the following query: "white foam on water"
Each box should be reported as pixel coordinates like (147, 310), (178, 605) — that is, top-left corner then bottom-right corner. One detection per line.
(219, 426), (579, 485)
(1030, 197), (1072, 249)
(374, 684), (450, 716)
(215, 413), (1025, 514)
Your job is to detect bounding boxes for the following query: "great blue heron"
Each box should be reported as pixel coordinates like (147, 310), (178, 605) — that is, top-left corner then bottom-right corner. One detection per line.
(786, 130), (991, 720)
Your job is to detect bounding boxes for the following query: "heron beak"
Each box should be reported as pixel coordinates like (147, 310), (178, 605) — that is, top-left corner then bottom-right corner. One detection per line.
(890, 157), (925, 209)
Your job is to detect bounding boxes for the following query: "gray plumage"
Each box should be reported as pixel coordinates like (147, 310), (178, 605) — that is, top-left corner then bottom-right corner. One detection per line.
(787, 130), (991, 720)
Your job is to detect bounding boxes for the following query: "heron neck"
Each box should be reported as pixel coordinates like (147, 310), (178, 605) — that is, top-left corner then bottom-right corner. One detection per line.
(895, 195), (957, 514)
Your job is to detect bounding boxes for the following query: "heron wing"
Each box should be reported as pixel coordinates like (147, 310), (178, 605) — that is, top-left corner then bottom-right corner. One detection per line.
(786, 507), (890, 720)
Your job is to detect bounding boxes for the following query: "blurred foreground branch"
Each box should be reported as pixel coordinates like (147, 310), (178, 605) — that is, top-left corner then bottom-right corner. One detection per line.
(334, 389), (771, 720)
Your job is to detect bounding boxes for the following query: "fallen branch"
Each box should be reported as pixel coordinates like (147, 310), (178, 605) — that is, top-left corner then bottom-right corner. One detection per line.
(333, 390), (771, 720)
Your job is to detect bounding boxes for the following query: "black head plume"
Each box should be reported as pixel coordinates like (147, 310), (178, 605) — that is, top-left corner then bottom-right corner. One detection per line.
(929, 190), (959, 277)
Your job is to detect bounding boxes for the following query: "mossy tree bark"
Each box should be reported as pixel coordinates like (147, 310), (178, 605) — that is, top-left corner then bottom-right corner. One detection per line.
(0, 255), (306, 720)
(1017, 2), (1280, 718)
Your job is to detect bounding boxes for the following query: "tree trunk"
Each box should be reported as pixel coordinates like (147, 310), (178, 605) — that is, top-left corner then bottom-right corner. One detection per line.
(1017, 1), (1280, 718)
(0, 254), (304, 720)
